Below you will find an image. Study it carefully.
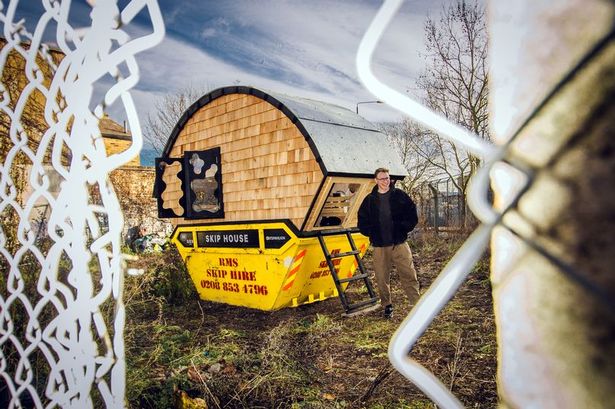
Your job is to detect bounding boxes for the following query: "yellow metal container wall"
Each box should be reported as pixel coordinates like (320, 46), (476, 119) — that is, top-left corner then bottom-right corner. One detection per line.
(171, 222), (370, 311)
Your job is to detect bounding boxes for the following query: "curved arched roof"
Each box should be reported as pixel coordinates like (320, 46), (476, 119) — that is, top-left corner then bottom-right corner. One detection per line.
(162, 86), (407, 178)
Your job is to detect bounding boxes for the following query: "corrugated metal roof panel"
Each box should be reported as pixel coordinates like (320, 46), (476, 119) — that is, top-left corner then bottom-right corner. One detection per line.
(268, 91), (379, 131)
(264, 90), (406, 177)
(301, 120), (407, 177)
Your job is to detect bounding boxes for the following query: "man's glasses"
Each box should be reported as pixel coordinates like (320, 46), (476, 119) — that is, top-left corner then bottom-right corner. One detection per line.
(376, 177), (390, 181)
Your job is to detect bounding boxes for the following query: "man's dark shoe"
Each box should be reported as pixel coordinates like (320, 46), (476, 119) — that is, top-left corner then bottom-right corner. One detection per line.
(383, 304), (393, 319)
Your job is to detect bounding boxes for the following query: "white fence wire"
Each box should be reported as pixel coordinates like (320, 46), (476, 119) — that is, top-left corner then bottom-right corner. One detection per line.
(0, 0), (163, 407)
(358, 1), (614, 408)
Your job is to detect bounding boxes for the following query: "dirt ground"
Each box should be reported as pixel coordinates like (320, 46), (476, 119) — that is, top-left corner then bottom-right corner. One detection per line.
(125, 233), (497, 408)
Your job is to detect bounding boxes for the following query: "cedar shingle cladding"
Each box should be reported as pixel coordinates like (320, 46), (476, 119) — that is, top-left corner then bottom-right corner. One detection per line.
(168, 93), (323, 228)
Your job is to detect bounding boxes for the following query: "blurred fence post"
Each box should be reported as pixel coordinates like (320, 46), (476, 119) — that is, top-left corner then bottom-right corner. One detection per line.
(428, 183), (439, 233)
(490, 0), (615, 407)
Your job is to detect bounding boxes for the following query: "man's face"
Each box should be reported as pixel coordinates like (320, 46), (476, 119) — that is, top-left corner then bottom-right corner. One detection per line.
(375, 172), (390, 191)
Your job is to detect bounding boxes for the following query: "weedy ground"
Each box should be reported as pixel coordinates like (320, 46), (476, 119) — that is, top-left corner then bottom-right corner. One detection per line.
(124, 231), (497, 408)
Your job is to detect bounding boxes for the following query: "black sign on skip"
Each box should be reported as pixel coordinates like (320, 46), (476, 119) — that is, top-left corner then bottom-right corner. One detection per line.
(196, 230), (260, 248)
(177, 231), (194, 247)
(264, 229), (292, 249)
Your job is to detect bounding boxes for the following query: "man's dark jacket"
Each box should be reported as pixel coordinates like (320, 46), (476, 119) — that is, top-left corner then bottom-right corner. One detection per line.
(357, 186), (418, 247)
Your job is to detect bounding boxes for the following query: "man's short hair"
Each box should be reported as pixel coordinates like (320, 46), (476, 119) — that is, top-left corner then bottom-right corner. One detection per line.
(374, 167), (389, 178)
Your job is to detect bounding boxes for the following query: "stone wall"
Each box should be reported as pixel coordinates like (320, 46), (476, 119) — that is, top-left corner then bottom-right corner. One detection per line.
(109, 165), (173, 242)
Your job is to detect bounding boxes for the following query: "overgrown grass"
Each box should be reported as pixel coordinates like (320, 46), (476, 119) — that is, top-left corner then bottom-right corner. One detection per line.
(124, 250), (325, 408)
(123, 234), (497, 408)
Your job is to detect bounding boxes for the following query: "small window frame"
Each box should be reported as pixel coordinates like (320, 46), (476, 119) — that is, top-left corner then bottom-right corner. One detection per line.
(303, 176), (374, 231)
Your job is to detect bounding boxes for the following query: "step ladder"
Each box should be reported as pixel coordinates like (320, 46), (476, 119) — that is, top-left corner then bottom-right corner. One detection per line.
(316, 229), (380, 316)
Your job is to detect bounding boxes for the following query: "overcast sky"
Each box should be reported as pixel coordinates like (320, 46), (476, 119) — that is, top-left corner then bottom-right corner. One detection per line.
(19, 0), (456, 140)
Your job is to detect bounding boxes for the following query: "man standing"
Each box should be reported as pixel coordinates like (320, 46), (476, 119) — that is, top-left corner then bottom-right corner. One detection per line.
(357, 167), (420, 319)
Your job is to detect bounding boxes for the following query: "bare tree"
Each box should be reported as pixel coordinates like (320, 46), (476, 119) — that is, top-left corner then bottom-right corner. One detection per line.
(420, 0), (489, 137)
(378, 120), (439, 193)
(413, 0), (489, 227)
(417, 1), (490, 173)
(144, 84), (211, 153)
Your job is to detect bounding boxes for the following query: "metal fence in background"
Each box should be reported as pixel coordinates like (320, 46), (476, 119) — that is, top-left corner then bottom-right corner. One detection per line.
(411, 175), (473, 233)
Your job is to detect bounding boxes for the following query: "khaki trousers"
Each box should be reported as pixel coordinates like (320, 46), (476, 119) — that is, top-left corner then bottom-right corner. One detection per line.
(372, 243), (420, 307)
